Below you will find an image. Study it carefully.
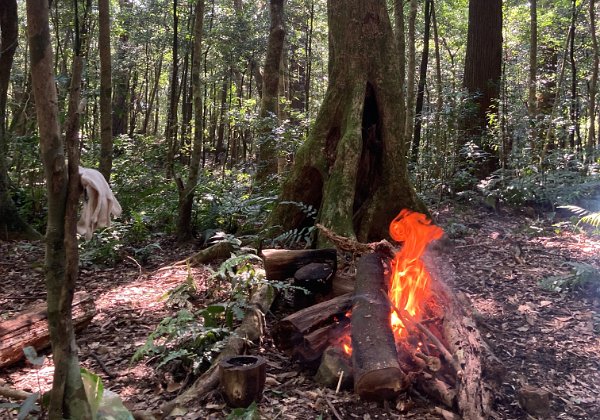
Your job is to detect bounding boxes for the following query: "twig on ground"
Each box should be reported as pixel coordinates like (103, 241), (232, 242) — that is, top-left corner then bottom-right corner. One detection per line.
(323, 393), (343, 420)
(89, 352), (116, 379)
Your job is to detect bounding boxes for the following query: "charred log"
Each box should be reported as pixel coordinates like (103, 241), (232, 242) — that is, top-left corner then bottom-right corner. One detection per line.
(273, 293), (352, 360)
(293, 262), (334, 308)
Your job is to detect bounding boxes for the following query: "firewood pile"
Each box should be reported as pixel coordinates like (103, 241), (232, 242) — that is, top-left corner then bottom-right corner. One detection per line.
(263, 211), (498, 420)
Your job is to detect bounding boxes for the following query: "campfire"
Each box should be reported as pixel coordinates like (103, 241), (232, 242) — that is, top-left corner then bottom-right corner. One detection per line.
(268, 210), (493, 418)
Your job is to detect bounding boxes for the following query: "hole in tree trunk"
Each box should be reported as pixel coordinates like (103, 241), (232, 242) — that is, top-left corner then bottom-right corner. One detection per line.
(353, 82), (383, 234)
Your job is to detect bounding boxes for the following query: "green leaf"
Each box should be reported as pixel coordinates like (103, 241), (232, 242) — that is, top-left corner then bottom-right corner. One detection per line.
(81, 368), (104, 419)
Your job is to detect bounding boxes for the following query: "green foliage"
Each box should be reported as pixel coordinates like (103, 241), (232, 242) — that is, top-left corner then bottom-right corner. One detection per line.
(540, 262), (600, 295)
(131, 308), (230, 374)
(81, 368), (104, 419)
(227, 402), (261, 420)
(193, 170), (278, 235)
(270, 201), (318, 248)
(558, 205), (600, 229)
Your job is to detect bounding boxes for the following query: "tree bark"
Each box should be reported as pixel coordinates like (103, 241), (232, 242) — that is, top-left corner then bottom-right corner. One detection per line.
(176, 0), (205, 242)
(0, 0), (40, 241)
(352, 253), (407, 400)
(404, 0), (417, 148)
(255, 0), (286, 185)
(412, 0), (432, 163)
(268, 0), (426, 243)
(568, 0), (581, 150)
(98, 0), (112, 181)
(461, 0), (502, 176)
(394, 0), (407, 144)
(589, 0), (599, 157)
(26, 0), (91, 417)
(165, 0), (180, 178)
(112, 0), (132, 137)
(528, 0), (538, 153)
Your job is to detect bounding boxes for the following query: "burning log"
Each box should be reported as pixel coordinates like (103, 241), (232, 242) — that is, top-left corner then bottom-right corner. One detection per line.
(0, 292), (96, 368)
(273, 293), (352, 362)
(261, 248), (337, 280)
(351, 253), (408, 401)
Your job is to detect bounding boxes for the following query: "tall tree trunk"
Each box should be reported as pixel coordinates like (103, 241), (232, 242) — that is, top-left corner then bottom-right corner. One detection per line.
(432, 1), (443, 144)
(165, 0), (179, 178)
(98, 0), (112, 181)
(176, 0), (204, 242)
(142, 54), (163, 134)
(528, 0), (537, 153)
(589, 0), (599, 157)
(305, 0), (314, 116)
(26, 0), (91, 417)
(462, 0), (502, 176)
(255, 0), (285, 185)
(215, 74), (228, 164)
(404, 0), (417, 148)
(0, 0), (40, 240)
(394, 0), (406, 149)
(268, 0), (426, 243)
(569, 0), (581, 150)
(112, 0), (132, 137)
(412, 0), (432, 163)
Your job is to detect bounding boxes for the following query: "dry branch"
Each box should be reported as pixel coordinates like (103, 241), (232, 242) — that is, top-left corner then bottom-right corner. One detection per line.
(315, 224), (395, 257)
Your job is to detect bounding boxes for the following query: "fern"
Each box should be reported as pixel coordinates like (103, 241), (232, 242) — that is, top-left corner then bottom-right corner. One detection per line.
(581, 212), (600, 228)
(558, 205), (600, 228)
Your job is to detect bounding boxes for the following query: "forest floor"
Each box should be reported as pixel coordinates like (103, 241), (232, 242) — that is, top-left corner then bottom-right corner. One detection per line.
(1, 203), (599, 419)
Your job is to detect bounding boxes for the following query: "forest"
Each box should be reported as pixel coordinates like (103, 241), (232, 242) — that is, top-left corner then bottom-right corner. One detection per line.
(0, 0), (599, 418)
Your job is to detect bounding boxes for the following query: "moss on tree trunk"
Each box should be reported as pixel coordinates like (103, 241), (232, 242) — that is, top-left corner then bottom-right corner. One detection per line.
(269, 0), (426, 243)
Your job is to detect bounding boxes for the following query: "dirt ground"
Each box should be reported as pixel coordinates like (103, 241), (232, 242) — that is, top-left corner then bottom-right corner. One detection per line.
(1, 203), (599, 419)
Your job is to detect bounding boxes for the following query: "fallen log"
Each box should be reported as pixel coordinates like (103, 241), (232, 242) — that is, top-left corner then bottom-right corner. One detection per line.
(352, 253), (408, 401)
(272, 293), (352, 356)
(0, 292), (96, 368)
(424, 251), (495, 420)
(261, 248), (336, 280)
(157, 283), (276, 418)
(175, 240), (237, 267)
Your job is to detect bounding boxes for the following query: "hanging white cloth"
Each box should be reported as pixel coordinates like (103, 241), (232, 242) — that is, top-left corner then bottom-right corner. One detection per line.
(77, 167), (122, 240)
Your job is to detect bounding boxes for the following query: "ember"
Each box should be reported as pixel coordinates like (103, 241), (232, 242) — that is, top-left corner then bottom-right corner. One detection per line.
(388, 210), (443, 338)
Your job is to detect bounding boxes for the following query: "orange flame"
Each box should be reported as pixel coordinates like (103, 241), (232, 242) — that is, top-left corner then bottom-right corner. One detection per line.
(340, 334), (352, 356)
(388, 210), (443, 338)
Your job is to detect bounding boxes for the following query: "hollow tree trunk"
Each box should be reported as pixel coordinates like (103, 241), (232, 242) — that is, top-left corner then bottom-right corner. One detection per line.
(268, 0), (426, 243)
(0, 0), (40, 241)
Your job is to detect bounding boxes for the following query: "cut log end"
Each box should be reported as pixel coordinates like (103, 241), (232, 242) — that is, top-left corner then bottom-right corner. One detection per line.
(354, 367), (407, 401)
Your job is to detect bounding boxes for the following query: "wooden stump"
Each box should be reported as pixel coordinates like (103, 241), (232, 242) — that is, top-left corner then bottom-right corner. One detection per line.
(0, 292), (96, 368)
(352, 253), (408, 401)
(219, 355), (267, 408)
